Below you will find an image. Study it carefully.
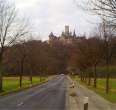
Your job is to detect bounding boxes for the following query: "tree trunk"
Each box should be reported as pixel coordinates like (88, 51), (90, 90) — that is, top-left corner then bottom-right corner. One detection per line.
(80, 72), (83, 81)
(81, 72), (83, 81)
(84, 73), (86, 82)
(30, 73), (32, 85)
(82, 72), (84, 81)
(19, 75), (22, 88)
(88, 73), (91, 86)
(40, 75), (42, 82)
(93, 65), (97, 88)
(85, 73), (88, 83)
(0, 51), (4, 92)
(0, 73), (3, 92)
(106, 64), (110, 94)
(105, 44), (110, 94)
(19, 58), (24, 88)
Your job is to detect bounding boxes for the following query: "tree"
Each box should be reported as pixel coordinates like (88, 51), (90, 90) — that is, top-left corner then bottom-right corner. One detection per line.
(95, 20), (116, 93)
(25, 40), (46, 82)
(0, 0), (28, 91)
(75, 0), (116, 27)
(90, 0), (116, 27)
(17, 41), (27, 88)
(75, 0), (116, 91)
(69, 38), (94, 84)
(87, 37), (103, 88)
(5, 41), (27, 87)
(49, 41), (70, 74)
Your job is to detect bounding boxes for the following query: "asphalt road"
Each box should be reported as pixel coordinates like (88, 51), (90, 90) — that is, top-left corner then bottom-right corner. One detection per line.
(0, 75), (67, 110)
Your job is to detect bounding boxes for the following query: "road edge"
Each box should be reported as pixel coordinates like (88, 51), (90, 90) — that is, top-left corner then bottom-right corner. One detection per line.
(65, 76), (70, 110)
(0, 77), (50, 97)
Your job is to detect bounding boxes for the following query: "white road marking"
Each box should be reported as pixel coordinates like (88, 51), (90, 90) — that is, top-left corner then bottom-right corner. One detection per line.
(17, 102), (24, 106)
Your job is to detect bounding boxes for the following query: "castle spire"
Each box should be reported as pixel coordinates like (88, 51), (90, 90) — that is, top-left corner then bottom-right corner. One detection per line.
(49, 32), (55, 39)
(73, 30), (76, 38)
(49, 32), (54, 37)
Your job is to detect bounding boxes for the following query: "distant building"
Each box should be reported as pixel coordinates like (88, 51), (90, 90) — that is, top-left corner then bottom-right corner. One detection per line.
(48, 25), (85, 45)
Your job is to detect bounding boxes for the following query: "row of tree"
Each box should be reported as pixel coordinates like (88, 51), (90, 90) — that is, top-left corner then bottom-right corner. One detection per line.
(0, 0), (116, 94)
(68, 26), (116, 93)
(1, 39), (71, 90)
(73, 0), (116, 94)
(2, 22), (116, 93)
(4, 40), (70, 76)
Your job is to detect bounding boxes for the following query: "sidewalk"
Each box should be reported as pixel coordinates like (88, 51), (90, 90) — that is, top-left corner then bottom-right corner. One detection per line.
(66, 77), (78, 110)
(67, 76), (116, 110)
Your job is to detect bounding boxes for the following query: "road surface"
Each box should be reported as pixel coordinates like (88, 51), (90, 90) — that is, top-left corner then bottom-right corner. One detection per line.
(0, 75), (67, 110)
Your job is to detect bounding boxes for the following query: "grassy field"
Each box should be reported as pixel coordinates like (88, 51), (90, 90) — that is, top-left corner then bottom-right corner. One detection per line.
(73, 76), (116, 103)
(2, 76), (47, 93)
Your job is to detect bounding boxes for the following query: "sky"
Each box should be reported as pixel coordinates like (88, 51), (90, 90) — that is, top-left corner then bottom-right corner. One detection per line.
(12, 0), (100, 40)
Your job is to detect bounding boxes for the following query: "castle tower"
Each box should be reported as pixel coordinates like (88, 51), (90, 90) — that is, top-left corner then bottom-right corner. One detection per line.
(65, 25), (69, 36)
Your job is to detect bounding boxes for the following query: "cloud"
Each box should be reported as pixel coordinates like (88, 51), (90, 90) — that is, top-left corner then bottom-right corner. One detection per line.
(15, 0), (39, 8)
(13, 0), (100, 40)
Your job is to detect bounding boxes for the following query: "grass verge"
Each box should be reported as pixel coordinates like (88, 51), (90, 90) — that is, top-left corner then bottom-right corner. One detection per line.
(0, 76), (47, 96)
(72, 76), (116, 103)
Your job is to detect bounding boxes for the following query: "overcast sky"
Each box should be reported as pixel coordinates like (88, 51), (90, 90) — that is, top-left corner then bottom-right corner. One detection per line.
(13, 0), (100, 40)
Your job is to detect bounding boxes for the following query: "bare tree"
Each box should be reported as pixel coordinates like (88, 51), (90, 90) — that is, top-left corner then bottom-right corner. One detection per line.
(88, 37), (103, 88)
(0, 0), (29, 92)
(90, 0), (116, 27)
(17, 41), (27, 88)
(75, 0), (116, 27)
(96, 20), (116, 93)
(75, 0), (116, 93)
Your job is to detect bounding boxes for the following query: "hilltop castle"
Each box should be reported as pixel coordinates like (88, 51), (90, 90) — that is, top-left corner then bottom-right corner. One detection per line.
(48, 25), (85, 45)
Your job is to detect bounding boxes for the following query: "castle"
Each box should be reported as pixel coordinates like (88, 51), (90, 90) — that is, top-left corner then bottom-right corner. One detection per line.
(48, 25), (85, 45)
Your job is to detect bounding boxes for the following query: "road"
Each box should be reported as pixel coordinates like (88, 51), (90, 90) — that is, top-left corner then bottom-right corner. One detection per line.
(0, 75), (67, 110)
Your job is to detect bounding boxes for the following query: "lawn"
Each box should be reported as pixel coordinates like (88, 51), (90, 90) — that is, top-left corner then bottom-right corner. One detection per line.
(97, 79), (116, 91)
(73, 76), (116, 103)
(2, 76), (47, 93)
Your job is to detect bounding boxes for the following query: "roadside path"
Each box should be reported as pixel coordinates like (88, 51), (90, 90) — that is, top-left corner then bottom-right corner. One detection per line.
(68, 76), (116, 110)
